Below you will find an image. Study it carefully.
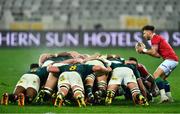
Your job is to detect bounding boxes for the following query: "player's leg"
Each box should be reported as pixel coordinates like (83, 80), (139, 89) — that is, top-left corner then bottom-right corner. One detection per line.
(70, 72), (86, 107)
(154, 59), (178, 103)
(84, 73), (95, 103)
(163, 79), (174, 102)
(94, 74), (108, 104)
(127, 82), (148, 106)
(105, 68), (122, 105)
(122, 67), (149, 106)
(153, 67), (168, 103)
(8, 74), (29, 105)
(54, 72), (70, 107)
(36, 73), (56, 104)
(25, 74), (40, 105)
(105, 84), (118, 105)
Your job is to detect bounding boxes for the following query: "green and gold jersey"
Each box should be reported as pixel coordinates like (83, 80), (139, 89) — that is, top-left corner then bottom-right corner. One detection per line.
(54, 64), (94, 81)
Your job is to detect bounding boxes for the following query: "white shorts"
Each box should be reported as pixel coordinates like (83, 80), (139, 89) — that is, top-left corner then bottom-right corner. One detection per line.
(57, 71), (84, 90)
(14, 74), (40, 93)
(108, 67), (137, 86)
(158, 59), (179, 76)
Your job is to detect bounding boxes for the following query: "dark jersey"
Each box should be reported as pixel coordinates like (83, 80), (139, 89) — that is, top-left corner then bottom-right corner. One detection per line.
(54, 64), (94, 81)
(26, 67), (49, 86)
(110, 62), (140, 79)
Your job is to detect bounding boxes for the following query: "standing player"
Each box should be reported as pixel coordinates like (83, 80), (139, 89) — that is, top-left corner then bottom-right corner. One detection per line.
(136, 25), (179, 103)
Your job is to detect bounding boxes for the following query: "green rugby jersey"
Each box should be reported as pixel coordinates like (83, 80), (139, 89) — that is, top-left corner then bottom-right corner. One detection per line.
(54, 64), (94, 81)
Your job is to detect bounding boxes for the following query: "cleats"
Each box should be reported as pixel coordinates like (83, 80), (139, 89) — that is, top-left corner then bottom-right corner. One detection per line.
(105, 91), (114, 105)
(136, 94), (149, 106)
(159, 95), (169, 103)
(87, 93), (94, 104)
(18, 93), (25, 106)
(1, 93), (9, 105)
(35, 90), (46, 104)
(94, 90), (102, 104)
(76, 96), (86, 107)
(54, 93), (64, 107)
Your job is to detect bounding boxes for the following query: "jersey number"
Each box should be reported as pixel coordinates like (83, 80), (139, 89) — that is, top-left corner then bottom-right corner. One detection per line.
(69, 65), (77, 71)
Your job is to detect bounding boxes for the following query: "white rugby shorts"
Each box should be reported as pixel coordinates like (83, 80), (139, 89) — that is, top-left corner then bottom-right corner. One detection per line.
(158, 59), (178, 76)
(14, 74), (40, 93)
(108, 67), (137, 86)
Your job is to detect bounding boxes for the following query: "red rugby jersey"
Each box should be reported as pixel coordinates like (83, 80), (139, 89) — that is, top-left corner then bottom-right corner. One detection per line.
(151, 35), (178, 61)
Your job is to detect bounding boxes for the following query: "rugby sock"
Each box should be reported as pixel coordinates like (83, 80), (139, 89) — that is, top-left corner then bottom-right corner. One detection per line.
(59, 84), (70, 96)
(163, 80), (173, 101)
(130, 87), (141, 97)
(155, 77), (167, 98)
(97, 81), (107, 97)
(163, 80), (170, 92)
(85, 85), (93, 96)
(42, 87), (53, 101)
(155, 77), (164, 90)
(97, 81), (107, 90)
(74, 89), (84, 99)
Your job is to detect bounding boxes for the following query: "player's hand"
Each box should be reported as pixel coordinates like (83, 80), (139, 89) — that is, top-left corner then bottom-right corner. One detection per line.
(135, 42), (146, 54)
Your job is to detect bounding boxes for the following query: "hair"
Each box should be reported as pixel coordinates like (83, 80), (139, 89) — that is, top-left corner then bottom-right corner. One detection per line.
(142, 25), (155, 32)
(30, 63), (39, 69)
(128, 57), (138, 63)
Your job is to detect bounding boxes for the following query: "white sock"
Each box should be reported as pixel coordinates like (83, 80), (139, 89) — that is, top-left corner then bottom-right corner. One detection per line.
(160, 89), (166, 97)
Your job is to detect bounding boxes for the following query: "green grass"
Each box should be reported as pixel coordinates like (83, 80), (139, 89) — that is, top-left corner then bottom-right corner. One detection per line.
(0, 48), (180, 113)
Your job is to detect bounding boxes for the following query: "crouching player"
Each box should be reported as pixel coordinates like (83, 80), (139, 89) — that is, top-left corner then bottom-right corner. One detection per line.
(1, 63), (49, 106)
(47, 63), (111, 107)
(105, 60), (149, 106)
(127, 57), (159, 98)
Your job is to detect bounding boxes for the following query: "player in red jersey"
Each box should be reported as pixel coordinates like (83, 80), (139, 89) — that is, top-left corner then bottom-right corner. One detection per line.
(136, 25), (179, 103)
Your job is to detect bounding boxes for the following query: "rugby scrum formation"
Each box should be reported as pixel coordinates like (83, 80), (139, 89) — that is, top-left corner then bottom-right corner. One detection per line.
(1, 51), (161, 107)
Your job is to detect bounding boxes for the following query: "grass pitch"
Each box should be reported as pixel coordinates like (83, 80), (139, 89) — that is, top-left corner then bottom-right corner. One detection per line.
(0, 48), (180, 113)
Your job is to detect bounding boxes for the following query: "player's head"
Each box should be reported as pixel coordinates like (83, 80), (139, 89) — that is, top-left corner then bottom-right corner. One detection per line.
(107, 54), (120, 60)
(142, 25), (155, 40)
(30, 63), (39, 70)
(128, 57), (138, 66)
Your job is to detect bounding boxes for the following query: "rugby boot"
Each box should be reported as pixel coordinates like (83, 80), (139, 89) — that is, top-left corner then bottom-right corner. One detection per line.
(54, 93), (64, 107)
(76, 95), (86, 107)
(1, 93), (9, 105)
(105, 91), (114, 105)
(136, 94), (149, 106)
(18, 93), (25, 106)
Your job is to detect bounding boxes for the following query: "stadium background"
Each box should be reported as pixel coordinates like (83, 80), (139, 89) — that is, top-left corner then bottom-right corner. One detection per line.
(0, 0), (180, 113)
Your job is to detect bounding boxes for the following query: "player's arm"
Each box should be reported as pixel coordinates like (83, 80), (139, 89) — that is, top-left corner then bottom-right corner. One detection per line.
(47, 65), (60, 73)
(38, 53), (54, 66)
(137, 77), (147, 98)
(92, 65), (112, 75)
(55, 52), (71, 57)
(143, 45), (161, 58)
(137, 44), (160, 58)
